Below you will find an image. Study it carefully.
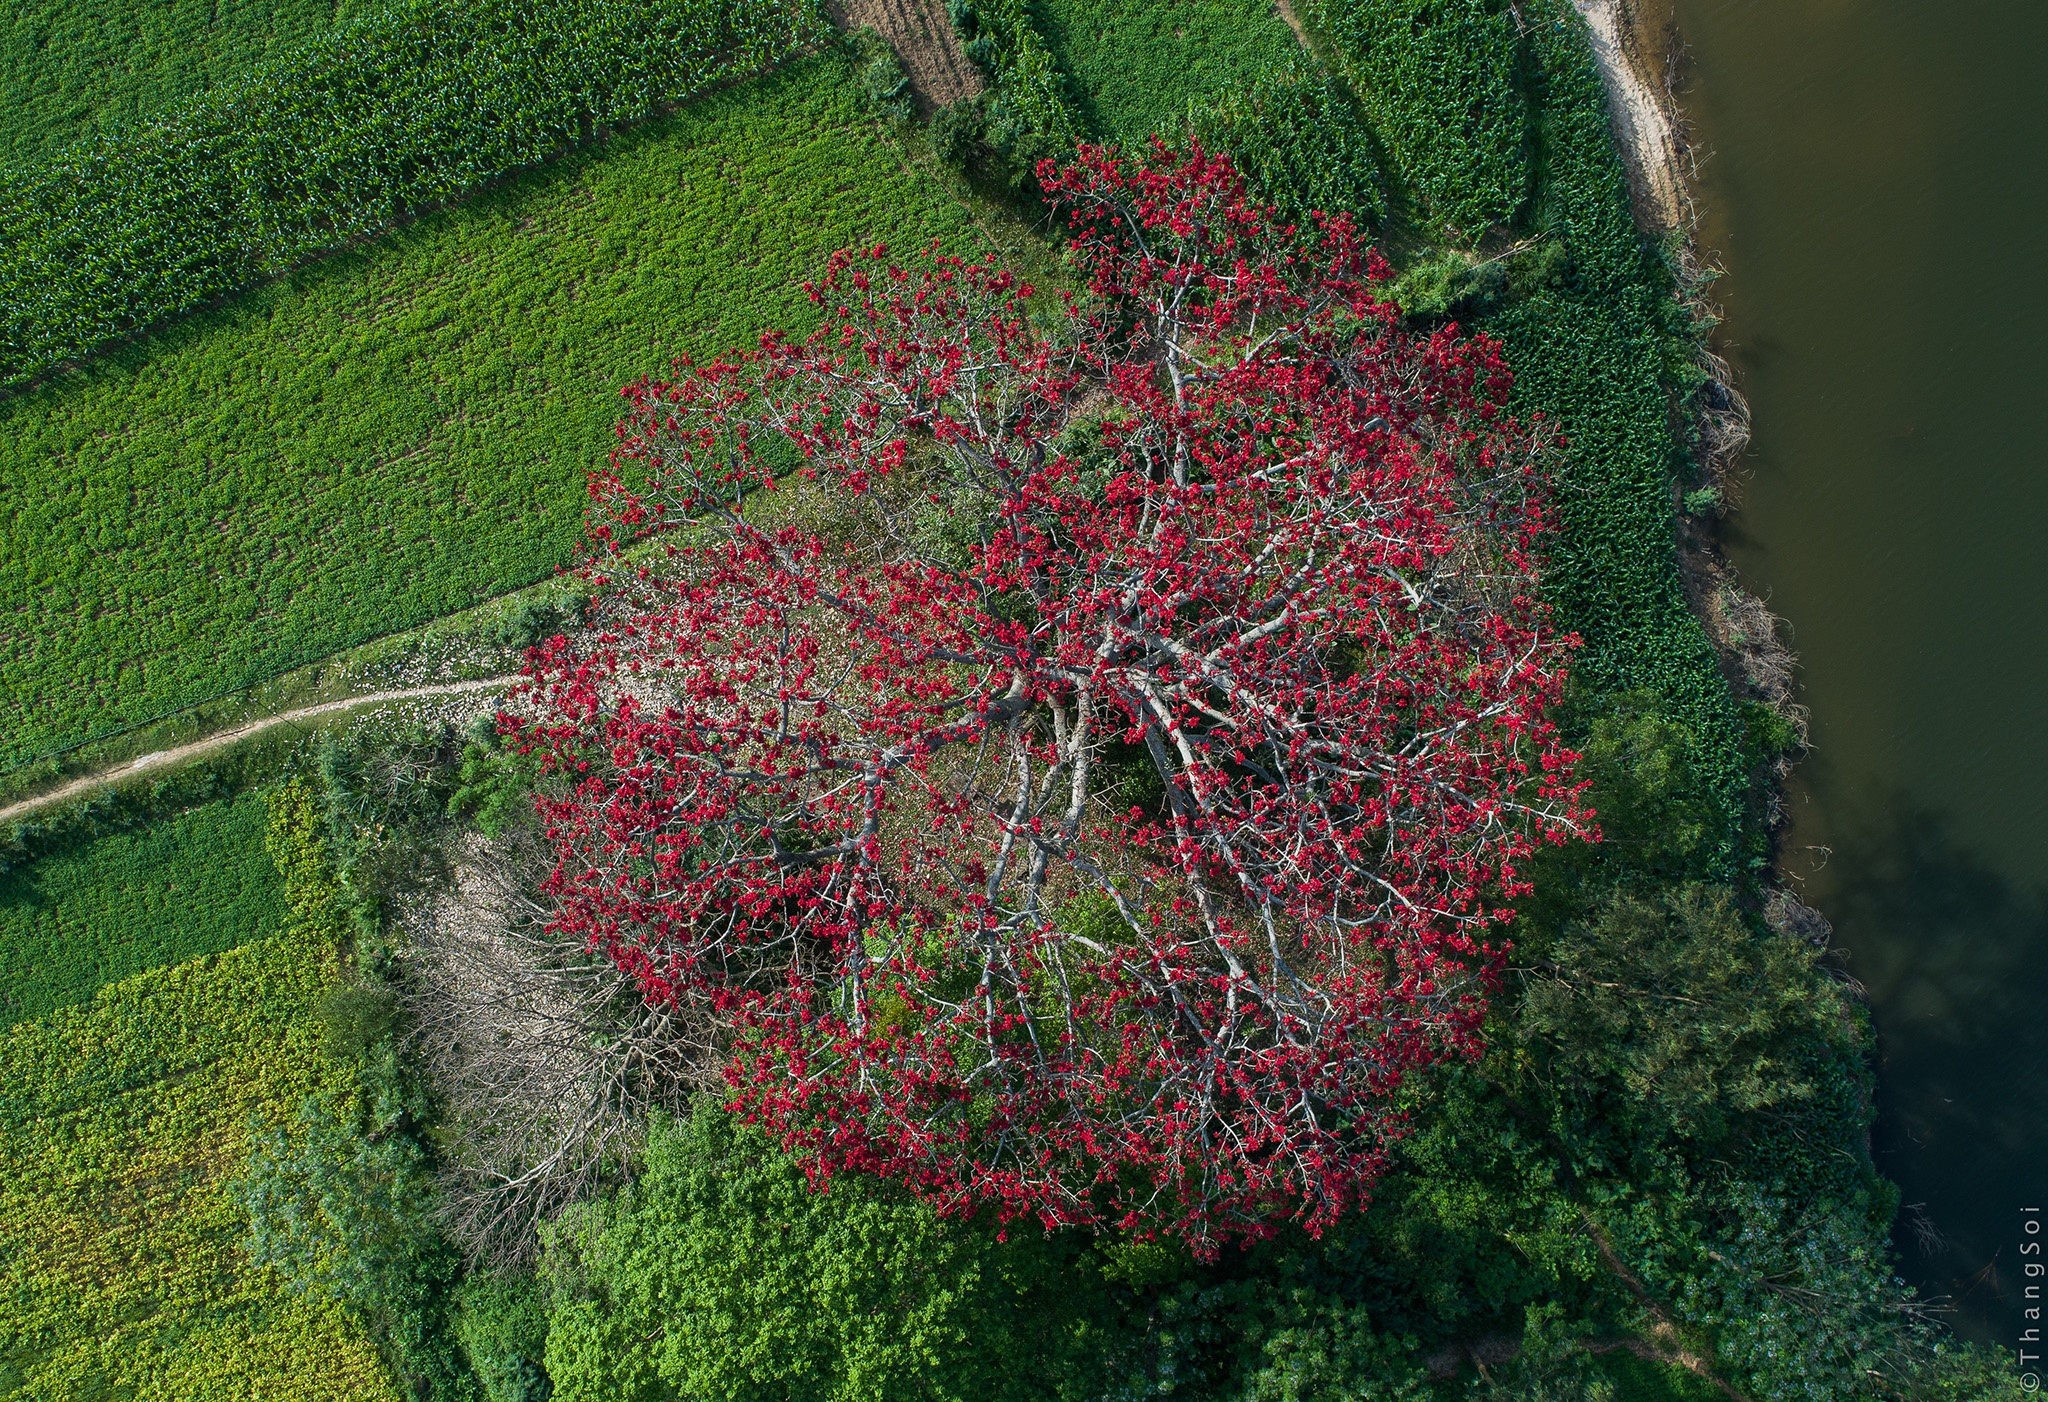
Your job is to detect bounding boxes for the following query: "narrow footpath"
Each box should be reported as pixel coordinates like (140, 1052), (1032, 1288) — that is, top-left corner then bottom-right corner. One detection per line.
(0, 676), (517, 826)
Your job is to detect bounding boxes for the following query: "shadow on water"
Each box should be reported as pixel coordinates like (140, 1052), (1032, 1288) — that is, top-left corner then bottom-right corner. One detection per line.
(1819, 800), (2048, 1345)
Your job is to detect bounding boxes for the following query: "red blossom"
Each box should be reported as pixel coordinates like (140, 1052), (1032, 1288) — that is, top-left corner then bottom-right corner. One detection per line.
(504, 139), (1586, 1253)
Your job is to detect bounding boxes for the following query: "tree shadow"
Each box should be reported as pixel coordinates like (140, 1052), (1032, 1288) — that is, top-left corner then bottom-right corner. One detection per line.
(1820, 798), (2048, 1346)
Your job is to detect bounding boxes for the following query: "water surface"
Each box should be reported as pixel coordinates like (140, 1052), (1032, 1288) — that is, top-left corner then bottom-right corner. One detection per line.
(1672, 0), (2048, 1348)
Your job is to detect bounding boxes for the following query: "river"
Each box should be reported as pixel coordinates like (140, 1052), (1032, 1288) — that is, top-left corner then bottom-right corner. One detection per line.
(1669, 0), (2048, 1349)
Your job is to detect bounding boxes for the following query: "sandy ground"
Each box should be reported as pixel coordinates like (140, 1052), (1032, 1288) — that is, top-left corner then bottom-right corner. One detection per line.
(1571, 0), (1690, 232)
(829, 0), (984, 113)
(0, 676), (515, 825)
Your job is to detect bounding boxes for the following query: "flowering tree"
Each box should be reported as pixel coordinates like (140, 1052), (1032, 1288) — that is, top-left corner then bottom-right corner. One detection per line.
(509, 141), (1585, 1250)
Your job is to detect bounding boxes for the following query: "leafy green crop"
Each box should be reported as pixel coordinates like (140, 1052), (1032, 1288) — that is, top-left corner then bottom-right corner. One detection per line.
(1483, 2), (1748, 867)
(0, 790), (282, 1028)
(0, 788), (392, 1401)
(1028, 0), (1298, 145)
(0, 0), (828, 388)
(1189, 57), (1386, 227)
(0, 0), (371, 167)
(1310, 0), (1530, 237)
(0, 54), (983, 768)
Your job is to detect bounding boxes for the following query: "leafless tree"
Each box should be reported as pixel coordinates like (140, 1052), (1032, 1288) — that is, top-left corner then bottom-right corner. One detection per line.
(395, 827), (722, 1266)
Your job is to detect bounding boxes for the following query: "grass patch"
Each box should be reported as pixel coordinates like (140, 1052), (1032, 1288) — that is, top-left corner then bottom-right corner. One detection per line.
(0, 0), (370, 167)
(0, 51), (984, 769)
(0, 791), (284, 1029)
(1027, 0), (1299, 145)
(0, 915), (393, 1398)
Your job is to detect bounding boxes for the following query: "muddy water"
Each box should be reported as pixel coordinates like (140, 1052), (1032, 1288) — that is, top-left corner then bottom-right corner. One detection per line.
(1670, 0), (2048, 1348)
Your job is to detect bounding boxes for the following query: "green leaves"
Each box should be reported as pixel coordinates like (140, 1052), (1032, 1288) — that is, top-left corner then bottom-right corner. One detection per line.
(539, 1102), (1121, 1402)
(0, 0), (830, 389)
(1310, 0), (1531, 238)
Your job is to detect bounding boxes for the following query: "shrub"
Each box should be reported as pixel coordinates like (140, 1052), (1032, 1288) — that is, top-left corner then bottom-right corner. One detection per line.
(539, 1101), (1119, 1402)
(455, 1274), (554, 1402)
(1310, 0), (1531, 237)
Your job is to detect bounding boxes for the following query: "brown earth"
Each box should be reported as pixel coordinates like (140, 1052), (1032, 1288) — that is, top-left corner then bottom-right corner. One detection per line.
(828, 0), (985, 114)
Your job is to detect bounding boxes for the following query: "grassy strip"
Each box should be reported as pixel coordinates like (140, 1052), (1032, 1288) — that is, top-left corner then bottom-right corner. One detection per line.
(1027, 0), (1298, 145)
(0, 795), (395, 1401)
(0, 789), (283, 1028)
(0, 0), (826, 389)
(0, 52), (984, 769)
(0, 0), (371, 168)
(1482, 2), (1754, 869)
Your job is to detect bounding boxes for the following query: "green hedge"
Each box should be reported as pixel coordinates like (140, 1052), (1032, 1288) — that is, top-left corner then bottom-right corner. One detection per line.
(0, 0), (827, 390)
(1309, 0), (1530, 237)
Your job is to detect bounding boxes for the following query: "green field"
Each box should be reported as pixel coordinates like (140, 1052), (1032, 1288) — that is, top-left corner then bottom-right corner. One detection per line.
(0, 791), (282, 1028)
(0, 52), (985, 769)
(0, 0), (370, 167)
(1029, 0), (1299, 143)
(0, 874), (392, 1399)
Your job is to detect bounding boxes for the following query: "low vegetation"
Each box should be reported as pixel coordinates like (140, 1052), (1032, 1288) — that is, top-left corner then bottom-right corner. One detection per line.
(0, 784), (390, 1400)
(1028, 0), (1298, 144)
(0, 0), (826, 388)
(0, 789), (280, 1027)
(0, 52), (983, 770)
(0, 0), (365, 166)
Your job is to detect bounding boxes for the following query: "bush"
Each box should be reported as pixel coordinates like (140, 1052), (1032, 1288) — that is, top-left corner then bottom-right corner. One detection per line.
(849, 27), (914, 121)
(539, 1102), (1121, 1402)
(1310, 0), (1530, 237)
(942, 0), (1080, 157)
(0, 0), (828, 389)
(456, 1274), (554, 1402)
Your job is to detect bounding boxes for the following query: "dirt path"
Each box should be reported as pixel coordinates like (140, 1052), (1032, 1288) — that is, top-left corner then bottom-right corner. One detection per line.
(0, 676), (517, 826)
(828, 0), (984, 113)
(1571, 0), (1689, 232)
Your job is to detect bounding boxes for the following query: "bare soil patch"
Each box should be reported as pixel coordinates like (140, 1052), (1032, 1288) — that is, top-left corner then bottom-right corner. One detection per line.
(1571, 0), (1690, 232)
(828, 0), (985, 113)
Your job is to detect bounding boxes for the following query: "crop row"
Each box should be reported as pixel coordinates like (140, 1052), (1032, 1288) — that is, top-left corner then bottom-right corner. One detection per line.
(1308, 0), (1531, 238)
(0, 0), (828, 388)
(1027, 0), (1298, 147)
(0, 794), (391, 1400)
(0, 0), (369, 168)
(0, 55), (983, 768)
(0, 790), (282, 1028)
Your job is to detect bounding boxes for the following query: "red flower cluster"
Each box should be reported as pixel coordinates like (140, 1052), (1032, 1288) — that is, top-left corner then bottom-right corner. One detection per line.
(508, 141), (1586, 1251)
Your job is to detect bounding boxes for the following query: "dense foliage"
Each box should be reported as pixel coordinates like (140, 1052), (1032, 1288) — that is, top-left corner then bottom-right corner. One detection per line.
(0, 0), (826, 389)
(515, 143), (1583, 1247)
(0, 782), (392, 1401)
(1310, 0), (1531, 238)
(0, 55), (983, 770)
(0, 789), (281, 1027)
(1189, 58), (1387, 230)
(541, 1101), (1125, 1402)
(1482, 3), (1755, 868)
(0, 0), (367, 167)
